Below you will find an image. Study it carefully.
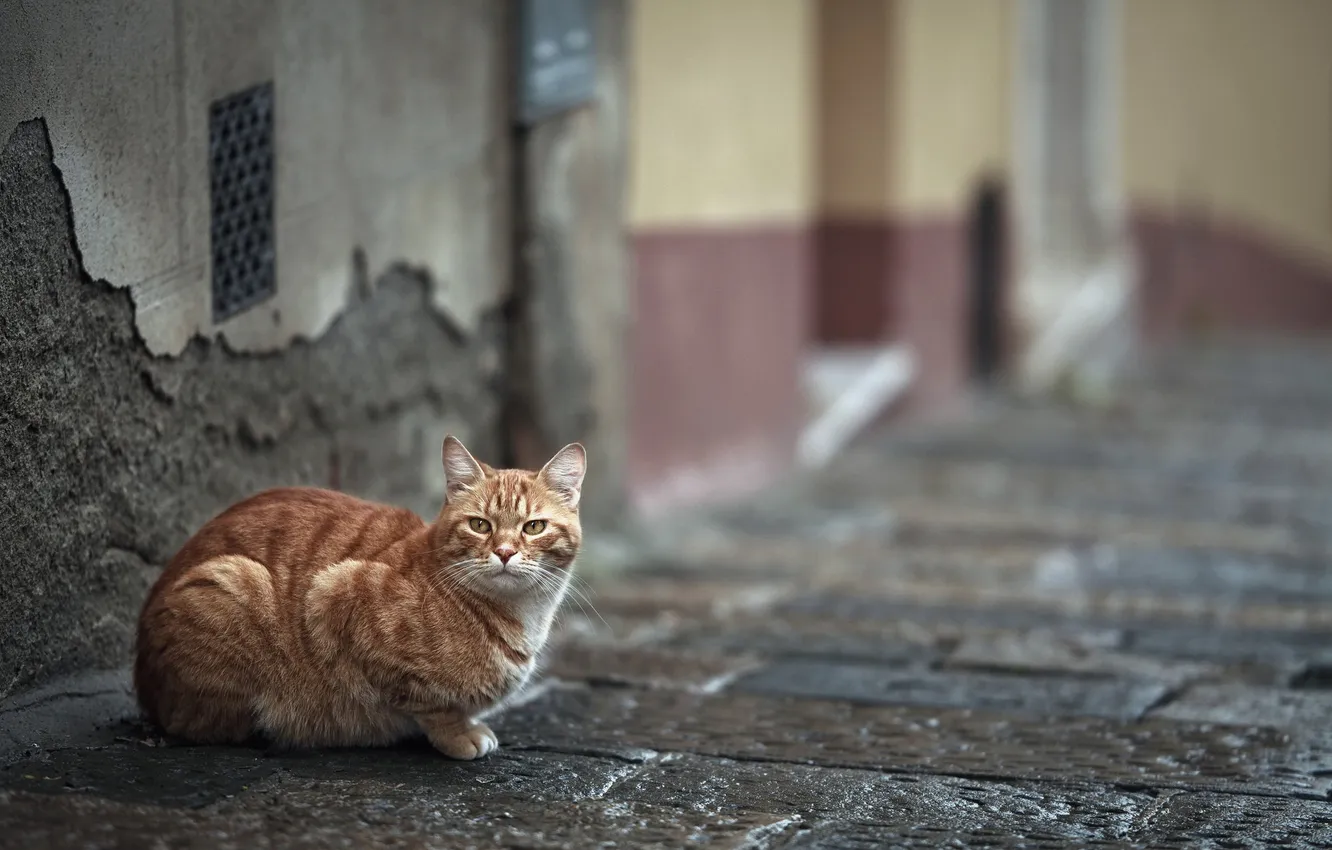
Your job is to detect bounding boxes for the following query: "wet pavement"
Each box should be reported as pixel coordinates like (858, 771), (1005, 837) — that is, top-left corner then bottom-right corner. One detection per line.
(6, 339), (1332, 848)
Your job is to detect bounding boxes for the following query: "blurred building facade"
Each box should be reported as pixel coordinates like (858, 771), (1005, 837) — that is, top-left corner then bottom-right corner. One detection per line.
(626, 0), (1332, 511)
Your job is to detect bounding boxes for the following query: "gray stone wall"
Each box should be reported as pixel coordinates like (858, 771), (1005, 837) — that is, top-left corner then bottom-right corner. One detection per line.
(0, 121), (503, 698)
(0, 0), (507, 357)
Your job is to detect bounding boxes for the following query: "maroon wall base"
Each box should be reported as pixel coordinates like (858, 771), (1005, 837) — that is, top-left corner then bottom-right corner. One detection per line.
(629, 225), (811, 515)
(815, 219), (894, 343)
(1134, 207), (1332, 340)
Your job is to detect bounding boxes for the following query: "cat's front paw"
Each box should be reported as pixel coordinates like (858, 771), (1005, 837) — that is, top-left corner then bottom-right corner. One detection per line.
(432, 720), (498, 760)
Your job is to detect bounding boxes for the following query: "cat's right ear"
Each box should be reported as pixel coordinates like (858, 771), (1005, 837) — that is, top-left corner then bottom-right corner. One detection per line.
(442, 435), (485, 502)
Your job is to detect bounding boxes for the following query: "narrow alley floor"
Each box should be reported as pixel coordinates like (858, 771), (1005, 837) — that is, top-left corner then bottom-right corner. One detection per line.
(5, 339), (1332, 848)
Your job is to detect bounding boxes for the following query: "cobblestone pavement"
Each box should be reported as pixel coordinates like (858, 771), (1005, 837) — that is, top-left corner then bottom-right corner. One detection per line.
(6, 340), (1332, 848)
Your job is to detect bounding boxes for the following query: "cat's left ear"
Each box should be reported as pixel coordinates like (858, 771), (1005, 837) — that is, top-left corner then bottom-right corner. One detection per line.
(442, 435), (485, 503)
(539, 442), (587, 509)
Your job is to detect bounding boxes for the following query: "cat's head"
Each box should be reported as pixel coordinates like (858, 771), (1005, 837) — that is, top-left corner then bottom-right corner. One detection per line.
(432, 435), (586, 597)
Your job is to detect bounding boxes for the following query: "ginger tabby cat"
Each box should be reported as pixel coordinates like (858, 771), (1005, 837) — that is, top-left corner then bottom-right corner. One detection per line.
(134, 436), (585, 759)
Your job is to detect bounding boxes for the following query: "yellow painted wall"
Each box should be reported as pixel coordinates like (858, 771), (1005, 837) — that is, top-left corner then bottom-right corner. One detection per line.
(810, 0), (1018, 220)
(630, 0), (1015, 228)
(888, 0), (1015, 216)
(1124, 0), (1332, 265)
(629, 0), (814, 228)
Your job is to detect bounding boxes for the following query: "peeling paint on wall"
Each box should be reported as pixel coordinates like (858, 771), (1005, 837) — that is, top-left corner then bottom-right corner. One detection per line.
(0, 0), (509, 357)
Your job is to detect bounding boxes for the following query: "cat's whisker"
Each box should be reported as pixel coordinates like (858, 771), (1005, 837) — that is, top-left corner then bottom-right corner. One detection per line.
(515, 564), (555, 592)
(527, 562), (570, 596)
(425, 559), (487, 596)
(527, 565), (576, 607)
(546, 570), (609, 632)
(562, 569), (599, 601)
(536, 569), (572, 602)
(568, 586), (609, 627)
(553, 582), (593, 622)
(449, 565), (490, 593)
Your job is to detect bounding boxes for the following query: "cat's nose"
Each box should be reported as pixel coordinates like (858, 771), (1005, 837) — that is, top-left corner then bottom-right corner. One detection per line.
(494, 546), (517, 565)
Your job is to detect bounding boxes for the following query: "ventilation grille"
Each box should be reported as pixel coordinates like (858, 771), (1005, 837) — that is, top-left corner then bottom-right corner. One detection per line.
(208, 82), (276, 323)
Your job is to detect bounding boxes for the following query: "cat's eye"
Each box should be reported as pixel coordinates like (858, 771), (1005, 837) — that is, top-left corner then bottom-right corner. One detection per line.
(468, 517), (492, 534)
(523, 519), (547, 535)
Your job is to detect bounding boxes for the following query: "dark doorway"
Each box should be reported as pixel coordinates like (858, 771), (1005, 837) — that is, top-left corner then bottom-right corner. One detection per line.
(968, 179), (1006, 383)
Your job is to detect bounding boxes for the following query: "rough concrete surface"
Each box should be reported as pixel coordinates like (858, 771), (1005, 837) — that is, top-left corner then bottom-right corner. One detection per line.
(0, 120), (503, 696)
(1, 0), (509, 356)
(5, 338), (1332, 846)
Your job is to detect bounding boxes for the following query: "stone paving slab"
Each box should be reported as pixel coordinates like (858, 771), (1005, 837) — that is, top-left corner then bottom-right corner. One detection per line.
(542, 643), (763, 692)
(586, 579), (798, 620)
(1144, 790), (1332, 849)
(780, 798), (1332, 850)
(605, 755), (1154, 843)
(1, 744), (632, 808)
(776, 821), (1109, 849)
(700, 489), (1319, 557)
(0, 743), (795, 847)
(12, 740), (1332, 850)
(500, 685), (1328, 799)
(943, 632), (1265, 689)
(8, 782), (1332, 850)
(779, 595), (1332, 667)
(0, 671), (136, 765)
(657, 509), (1332, 603)
(581, 606), (1292, 692)
(646, 542), (1332, 634)
(1122, 624), (1332, 669)
(873, 431), (1332, 489)
(884, 500), (1313, 558)
(730, 660), (1170, 721)
(655, 614), (942, 667)
(855, 458), (1332, 533)
(1150, 683), (1332, 731)
(675, 499), (1316, 575)
(0, 788), (794, 850)
(1017, 544), (1332, 605)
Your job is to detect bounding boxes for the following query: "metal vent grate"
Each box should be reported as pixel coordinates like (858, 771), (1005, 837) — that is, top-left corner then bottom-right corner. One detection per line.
(209, 82), (276, 323)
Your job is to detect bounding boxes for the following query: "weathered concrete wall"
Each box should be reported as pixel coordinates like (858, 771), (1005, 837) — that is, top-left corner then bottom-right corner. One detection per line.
(0, 0), (507, 356)
(509, 0), (631, 527)
(0, 121), (503, 697)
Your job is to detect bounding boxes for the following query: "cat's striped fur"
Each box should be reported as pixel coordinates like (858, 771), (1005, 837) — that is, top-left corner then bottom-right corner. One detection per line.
(134, 436), (585, 759)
